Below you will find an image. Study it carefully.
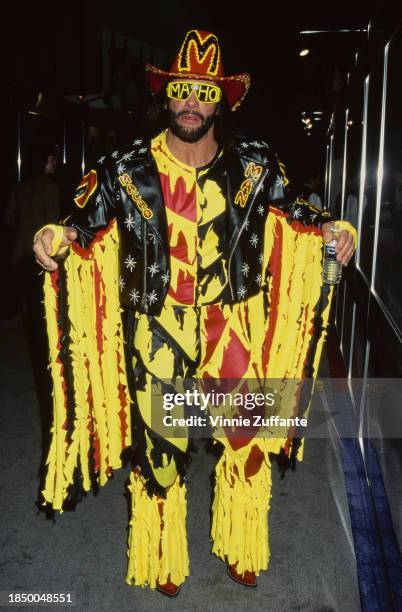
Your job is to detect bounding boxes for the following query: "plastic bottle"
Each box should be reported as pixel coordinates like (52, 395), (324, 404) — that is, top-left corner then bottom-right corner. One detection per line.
(322, 223), (342, 285)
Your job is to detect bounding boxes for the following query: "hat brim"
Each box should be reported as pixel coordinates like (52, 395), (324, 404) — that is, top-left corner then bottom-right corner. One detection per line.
(146, 65), (250, 111)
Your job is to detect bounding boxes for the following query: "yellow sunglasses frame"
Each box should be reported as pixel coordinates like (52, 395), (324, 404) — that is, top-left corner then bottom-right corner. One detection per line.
(166, 81), (222, 104)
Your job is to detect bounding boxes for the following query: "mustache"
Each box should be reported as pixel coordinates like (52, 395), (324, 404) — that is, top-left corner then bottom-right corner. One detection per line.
(175, 110), (204, 121)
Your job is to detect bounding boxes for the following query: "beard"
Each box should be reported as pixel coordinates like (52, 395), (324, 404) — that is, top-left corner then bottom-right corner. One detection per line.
(168, 108), (217, 143)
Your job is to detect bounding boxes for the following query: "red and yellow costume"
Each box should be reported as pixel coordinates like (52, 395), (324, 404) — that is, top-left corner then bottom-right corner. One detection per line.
(41, 131), (356, 587)
(39, 30), (357, 591)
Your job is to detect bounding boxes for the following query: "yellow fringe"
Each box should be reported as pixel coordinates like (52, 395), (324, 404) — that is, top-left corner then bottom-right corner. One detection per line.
(42, 212), (356, 508)
(211, 446), (272, 575)
(126, 472), (189, 588)
(253, 214), (355, 462)
(42, 221), (131, 510)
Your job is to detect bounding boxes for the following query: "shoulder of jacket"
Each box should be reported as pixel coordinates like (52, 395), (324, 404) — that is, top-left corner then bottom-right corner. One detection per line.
(230, 135), (272, 163)
(95, 137), (151, 172)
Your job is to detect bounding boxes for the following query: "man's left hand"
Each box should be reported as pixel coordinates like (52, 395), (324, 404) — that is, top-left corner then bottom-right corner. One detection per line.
(321, 222), (356, 266)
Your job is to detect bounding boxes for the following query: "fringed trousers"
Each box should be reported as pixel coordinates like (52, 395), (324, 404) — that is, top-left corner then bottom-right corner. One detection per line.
(125, 302), (278, 588)
(126, 439), (273, 588)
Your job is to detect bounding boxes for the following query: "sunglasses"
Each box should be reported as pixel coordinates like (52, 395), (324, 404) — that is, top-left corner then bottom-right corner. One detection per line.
(166, 81), (222, 104)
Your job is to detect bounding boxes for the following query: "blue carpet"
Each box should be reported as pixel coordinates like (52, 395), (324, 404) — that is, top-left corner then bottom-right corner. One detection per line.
(340, 437), (392, 611)
(334, 389), (402, 611)
(363, 440), (402, 611)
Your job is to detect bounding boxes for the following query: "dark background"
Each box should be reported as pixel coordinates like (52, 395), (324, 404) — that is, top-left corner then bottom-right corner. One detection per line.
(6, 0), (386, 179)
(2, 0), (400, 319)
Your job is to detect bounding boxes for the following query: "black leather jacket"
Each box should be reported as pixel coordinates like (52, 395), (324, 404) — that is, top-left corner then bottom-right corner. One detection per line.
(67, 135), (334, 315)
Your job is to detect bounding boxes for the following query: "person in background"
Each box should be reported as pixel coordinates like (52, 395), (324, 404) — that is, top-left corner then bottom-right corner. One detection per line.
(5, 144), (60, 453)
(5, 145), (60, 278)
(300, 170), (323, 210)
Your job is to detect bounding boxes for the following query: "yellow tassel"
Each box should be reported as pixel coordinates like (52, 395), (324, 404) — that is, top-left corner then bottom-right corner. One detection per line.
(126, 473), (189, 588)
(42, 221), (131, 510)
(211, 447), (272, 575)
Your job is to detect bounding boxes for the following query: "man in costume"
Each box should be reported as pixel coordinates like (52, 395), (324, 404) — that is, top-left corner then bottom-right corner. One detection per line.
(33, 30), (356, 597)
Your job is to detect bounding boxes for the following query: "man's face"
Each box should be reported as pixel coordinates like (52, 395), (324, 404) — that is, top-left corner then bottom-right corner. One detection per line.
(167, 79), (221, 143)
(45, 155), (57, 175)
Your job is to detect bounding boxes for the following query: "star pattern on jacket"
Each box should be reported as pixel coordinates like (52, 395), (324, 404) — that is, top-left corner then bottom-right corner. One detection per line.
(146, 290), (158, 305)
(241, 262), (250, 277)
(148, 263), (160, 277)
(125, 255), (137, 271)
(119, 152), (134, 163)
(124, 214), (135, 231)
(129, 288), (140, 304)
(250, 233), (259, 247)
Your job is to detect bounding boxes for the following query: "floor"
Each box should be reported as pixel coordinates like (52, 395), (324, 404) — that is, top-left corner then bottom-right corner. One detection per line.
(0, 316), (361, 611)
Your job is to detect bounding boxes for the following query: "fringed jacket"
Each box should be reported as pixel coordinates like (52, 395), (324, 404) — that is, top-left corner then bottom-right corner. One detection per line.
(66, 133), (334, 315)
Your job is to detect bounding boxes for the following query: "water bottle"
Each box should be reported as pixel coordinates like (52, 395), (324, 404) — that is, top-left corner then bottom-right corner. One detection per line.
(322, 223), (342, 285)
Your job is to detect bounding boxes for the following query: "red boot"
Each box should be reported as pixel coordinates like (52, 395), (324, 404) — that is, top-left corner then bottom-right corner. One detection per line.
(227, 563), (257, 587)
(156, 577), (181, 597)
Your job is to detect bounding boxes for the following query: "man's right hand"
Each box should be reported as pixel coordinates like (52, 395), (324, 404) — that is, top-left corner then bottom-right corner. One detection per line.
(33, 226), (77, 271)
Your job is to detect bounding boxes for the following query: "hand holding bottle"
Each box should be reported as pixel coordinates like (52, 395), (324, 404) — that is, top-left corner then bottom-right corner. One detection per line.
(321, 221), (356, 285)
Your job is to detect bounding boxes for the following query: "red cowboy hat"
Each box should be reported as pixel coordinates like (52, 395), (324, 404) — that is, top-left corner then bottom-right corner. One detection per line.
(146, 30), (251, 111)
